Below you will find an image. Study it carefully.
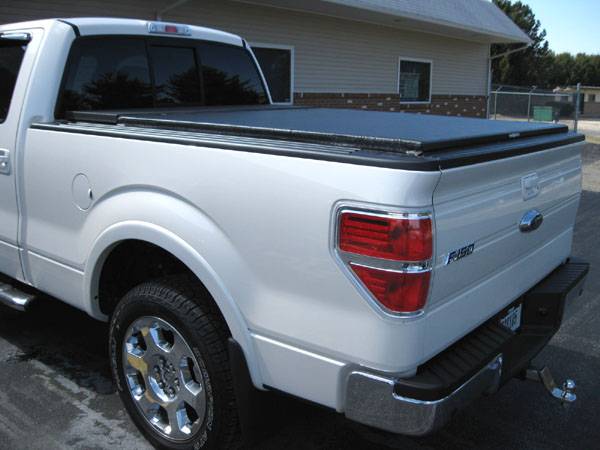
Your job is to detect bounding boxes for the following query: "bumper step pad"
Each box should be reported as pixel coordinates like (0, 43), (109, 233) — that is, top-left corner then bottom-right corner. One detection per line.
(393, 259), (589, 401)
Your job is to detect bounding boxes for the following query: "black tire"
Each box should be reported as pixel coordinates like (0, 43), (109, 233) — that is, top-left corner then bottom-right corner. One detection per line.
(109, 274), (241, 450)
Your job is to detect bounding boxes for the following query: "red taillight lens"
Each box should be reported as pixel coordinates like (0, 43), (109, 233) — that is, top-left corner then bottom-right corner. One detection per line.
(339, 212), (432, 261)
(336, 209), (433, 314)
(164, 25), (178, 33)
(350, 264), (430, 313)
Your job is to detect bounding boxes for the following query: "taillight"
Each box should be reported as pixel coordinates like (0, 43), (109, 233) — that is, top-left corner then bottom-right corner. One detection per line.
(339, 212), (432, 261)
(350, 264), (431, 313)
(336, 209), (433, 315)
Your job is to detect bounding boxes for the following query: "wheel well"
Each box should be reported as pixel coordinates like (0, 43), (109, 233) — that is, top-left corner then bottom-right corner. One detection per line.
(97, 240), (207, 317)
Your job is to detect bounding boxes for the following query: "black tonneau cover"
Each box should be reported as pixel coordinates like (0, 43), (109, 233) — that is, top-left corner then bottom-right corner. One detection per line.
(57, 106), (584, 170)
(67, 106), (575, 154)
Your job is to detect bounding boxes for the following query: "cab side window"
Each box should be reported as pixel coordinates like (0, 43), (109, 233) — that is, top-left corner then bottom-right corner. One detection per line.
(0, 40), (27, 123)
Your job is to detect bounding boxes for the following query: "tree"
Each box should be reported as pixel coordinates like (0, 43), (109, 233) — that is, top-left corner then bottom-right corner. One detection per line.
(492, 0), (553, 87)
(547, 53), (574, 87)
(492, 1), (600, 88)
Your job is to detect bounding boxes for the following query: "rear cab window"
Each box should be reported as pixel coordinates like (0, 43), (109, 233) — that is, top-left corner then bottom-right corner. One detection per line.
(149, 45), (203, 106)
(197, 42), (267, 106)
(0, 35), (28, 123)
(56, 36), (269, 117)
(58, 38), (153, 114)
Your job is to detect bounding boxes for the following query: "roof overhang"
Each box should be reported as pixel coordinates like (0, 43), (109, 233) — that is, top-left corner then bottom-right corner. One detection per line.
(234, 0), (531, 44)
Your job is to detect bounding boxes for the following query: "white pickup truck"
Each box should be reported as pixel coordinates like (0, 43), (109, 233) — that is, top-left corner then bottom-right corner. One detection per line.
(0, 17), (590, 449)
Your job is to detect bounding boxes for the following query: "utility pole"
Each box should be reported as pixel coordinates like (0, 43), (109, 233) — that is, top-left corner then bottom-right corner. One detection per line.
(574, 83), (581, 132)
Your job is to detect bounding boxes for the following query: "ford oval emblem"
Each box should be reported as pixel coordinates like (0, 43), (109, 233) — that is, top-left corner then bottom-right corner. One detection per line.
(519, 210), (543, 233)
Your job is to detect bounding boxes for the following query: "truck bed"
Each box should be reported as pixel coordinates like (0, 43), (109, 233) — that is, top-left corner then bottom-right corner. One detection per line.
(41, 106), (584, 170)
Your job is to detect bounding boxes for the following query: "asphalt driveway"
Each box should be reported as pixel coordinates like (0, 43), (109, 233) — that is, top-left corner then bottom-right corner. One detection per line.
(1, 145), (599, 450)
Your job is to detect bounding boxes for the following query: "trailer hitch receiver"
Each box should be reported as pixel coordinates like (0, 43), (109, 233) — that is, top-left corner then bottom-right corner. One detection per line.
(524, 366), (576, 405)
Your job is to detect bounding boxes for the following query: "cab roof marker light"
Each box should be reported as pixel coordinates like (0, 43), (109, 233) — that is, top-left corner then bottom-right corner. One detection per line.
(147, 21), (191, 36)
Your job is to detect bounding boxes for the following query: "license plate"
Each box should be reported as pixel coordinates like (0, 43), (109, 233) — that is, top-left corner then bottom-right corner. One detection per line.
(500, 304), (522, 332)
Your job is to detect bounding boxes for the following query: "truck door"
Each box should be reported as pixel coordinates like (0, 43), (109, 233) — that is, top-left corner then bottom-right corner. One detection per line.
(0, 32), (29, 279)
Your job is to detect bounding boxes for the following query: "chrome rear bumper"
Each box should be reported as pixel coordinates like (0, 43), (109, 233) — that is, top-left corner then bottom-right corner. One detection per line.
(345, 355), (503, 436)
(344, 258), (589, 437)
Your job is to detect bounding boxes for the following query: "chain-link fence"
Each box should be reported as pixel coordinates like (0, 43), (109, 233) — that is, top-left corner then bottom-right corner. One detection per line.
(489, 84), (581, 131)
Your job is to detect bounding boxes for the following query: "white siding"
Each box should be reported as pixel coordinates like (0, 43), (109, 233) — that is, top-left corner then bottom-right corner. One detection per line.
(0, 0), (491, 96)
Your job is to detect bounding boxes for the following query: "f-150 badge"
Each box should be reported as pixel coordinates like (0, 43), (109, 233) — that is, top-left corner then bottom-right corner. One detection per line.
(446, 243), (475, 265)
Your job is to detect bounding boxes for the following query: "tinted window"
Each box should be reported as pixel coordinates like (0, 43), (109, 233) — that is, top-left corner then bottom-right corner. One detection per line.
(149, 46), (202, 106)
(0, 41), (26, 122)
(58, 39), (153, 114)
(399, 60), (431, 103)
(198, 42), (267, 106)
(253, 46), (292, 103)
(57, 38), (269, 116)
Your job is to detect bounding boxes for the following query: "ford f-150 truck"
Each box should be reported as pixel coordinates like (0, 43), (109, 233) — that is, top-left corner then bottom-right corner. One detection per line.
(0, 17), (590, 449)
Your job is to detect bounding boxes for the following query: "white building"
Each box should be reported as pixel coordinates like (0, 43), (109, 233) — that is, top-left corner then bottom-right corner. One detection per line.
(0, 0), (529, 117)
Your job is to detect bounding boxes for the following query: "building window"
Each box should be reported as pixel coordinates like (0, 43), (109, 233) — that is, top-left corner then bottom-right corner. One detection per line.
(251, 44), (294, 104)
(589, 94), (596, 103)
(398, 58), (432, 103)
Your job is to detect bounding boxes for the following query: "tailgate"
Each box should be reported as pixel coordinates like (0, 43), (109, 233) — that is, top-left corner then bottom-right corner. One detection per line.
(430, 141), (583, 315)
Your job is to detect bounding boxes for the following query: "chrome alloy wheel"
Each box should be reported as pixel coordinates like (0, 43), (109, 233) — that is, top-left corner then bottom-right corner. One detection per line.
(122, 316), (207, 442)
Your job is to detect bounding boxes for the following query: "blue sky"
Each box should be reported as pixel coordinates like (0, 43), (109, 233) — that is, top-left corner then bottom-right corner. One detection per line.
(523, 0), (600, 54)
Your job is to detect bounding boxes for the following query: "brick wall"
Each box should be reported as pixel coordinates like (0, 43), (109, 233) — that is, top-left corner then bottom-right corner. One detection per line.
(583, 101), (600, 118)
(294, 93), (488, 118)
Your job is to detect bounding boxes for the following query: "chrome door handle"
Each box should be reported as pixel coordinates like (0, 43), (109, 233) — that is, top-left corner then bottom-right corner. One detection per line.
(519, 209), (543, 233)
(0, 149), (10, 175)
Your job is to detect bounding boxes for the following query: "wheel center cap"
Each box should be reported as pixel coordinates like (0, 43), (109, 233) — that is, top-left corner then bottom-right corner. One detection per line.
(163, 369), (175, 384)
(151, 356), (180, 398)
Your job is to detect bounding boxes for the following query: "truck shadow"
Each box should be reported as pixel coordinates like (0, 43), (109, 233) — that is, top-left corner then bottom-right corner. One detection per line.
(0, 294), (114, 395)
